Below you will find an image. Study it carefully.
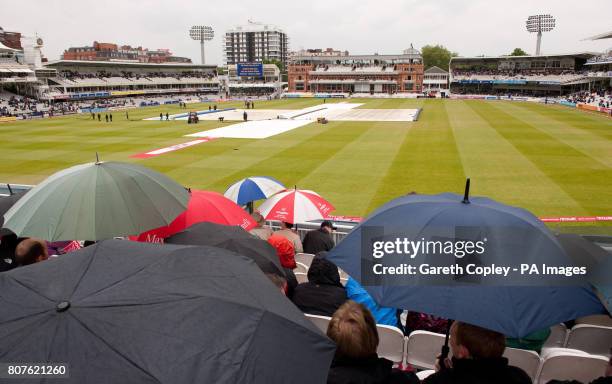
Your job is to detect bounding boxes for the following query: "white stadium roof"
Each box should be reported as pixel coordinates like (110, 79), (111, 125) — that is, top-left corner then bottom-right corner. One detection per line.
(0, 41), (17, 52)
(583, 30), (612, 40)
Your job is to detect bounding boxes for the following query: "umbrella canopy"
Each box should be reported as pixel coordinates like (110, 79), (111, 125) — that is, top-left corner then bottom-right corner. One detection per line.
(557, 233), (612, 314)
(165, 222), (285, 277)
(0, 190), (25, 235)
(134, 190), (256, 243)
(258, 188), (335, 224)
(327, 192), (606, 337)
(224, 176), (285, 206)
(556, 233), (610, 274)
(0, 240), (335, 383)
(2, 162), (189, 241)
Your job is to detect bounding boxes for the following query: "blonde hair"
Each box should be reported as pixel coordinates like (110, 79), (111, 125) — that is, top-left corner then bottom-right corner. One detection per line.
(327, 300), (379, 358)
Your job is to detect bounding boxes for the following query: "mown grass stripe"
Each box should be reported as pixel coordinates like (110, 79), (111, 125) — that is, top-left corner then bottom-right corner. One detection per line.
(365, 99), (465, 214)
(467, 101), (611, 215)
(517, 102), (612, 141)
(295, 121), (413, 216)
(494, 102), (612, 168)
(447, 100), (585, 216)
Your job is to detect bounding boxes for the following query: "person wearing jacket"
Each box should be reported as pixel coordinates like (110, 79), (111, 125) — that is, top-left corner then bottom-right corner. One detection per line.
(291, 253), (347, 316)
(267, 234), (298, 297)
(345, 277), (400, 328)
(424, 321), (532, 384)
(326, 301), (419, 384)
(302, 220), (336, 254)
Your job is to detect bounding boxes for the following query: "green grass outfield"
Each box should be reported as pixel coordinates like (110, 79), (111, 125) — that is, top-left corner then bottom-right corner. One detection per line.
(1, 98), (611, 220)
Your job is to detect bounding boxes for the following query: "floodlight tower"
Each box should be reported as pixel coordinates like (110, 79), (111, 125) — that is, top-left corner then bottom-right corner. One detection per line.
(189, 25), (214, 64)
(526, 14), (555, 56)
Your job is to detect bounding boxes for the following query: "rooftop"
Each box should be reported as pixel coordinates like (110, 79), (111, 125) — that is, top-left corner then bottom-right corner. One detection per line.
(45, 60), (216, 70)
(451, 52), (599, 61)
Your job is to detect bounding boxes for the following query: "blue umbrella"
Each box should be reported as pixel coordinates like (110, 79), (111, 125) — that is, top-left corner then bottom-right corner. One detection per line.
(556, 234), (612, 314)
(327, 181), (606, 338)
(224, 176), (285, 206)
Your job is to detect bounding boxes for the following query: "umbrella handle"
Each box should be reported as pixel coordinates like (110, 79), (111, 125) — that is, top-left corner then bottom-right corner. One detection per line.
(438, 319), (453, 371)
(462, 178), (471, 204)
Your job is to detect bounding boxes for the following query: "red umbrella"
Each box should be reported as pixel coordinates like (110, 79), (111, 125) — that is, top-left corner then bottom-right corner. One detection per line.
(133, 190), (256, 243)
(258, 189), (334, 224)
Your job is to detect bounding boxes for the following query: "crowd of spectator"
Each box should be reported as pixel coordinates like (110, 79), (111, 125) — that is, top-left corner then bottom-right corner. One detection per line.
(59, 69), (217, 82)
(564, 89), (612, 108)
(451, 68), (585, 80)
(2, 213), (610, 384)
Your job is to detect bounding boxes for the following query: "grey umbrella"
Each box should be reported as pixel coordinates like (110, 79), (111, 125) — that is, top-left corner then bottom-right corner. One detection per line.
(2, 161), (189, 241)
(0, 240), (335, 383)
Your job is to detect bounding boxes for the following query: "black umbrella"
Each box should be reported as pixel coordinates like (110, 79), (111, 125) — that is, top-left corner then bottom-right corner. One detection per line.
(166, 222), (286, 277)
(169, 221), (255, 243)
(0, 240), (335, 383)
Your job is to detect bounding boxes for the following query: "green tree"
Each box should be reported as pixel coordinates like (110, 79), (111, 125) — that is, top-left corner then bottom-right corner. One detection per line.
(421, 45), (458, 71)
(510, 48), (528, 56)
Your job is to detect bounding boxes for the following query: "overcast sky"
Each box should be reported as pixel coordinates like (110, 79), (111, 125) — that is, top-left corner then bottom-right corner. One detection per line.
(3, 0), (611, 65)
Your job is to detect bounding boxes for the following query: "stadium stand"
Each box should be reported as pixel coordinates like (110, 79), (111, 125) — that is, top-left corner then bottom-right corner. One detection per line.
(41, 60), (220, 101)
(288, 50), (424, 94)
(449, 53), (610, 96)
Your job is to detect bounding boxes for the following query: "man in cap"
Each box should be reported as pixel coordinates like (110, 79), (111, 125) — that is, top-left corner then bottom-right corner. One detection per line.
(302, 220), (336, 254)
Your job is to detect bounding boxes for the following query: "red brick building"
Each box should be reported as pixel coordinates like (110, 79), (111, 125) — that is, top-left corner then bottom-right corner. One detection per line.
(62, 41), (191, 63)
(0, 26), (22, 50)
(288, 48), (424, 94)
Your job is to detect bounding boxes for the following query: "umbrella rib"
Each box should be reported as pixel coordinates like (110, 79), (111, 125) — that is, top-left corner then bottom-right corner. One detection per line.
(67, 243), (101, 300)
(71, 261), (163, 302)
(56, 171), (95, 240)
(123, 169), (171, 229)
(128, 164), (187, 216)
(67, 311), (163, 384)
(0, 308), (52, 327)
(106, 167), (146, 236)
(5, 274), (55, 304)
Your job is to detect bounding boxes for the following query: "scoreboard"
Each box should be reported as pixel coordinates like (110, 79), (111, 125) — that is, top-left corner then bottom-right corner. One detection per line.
(237, 63), (264, 77)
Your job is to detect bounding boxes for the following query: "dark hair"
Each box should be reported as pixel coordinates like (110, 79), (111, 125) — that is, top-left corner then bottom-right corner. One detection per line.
(452, 321), (505, 359)
(282, 222), (293, 229)
(15, 238), (48, 266)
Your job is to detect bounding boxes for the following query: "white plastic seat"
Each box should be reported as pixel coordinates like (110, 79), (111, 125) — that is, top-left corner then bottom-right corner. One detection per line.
(542, 323), (568, 351)
(537, 348), (609, 384)
(376, 324), (405, 363)
(295, 253), (315, 268)
(405, 330), (446, 370)
(575, 314), (612, 327)
(294, 272), (308, 284)
(503, 347), (541, 380)
(304, 313), (331, 334)
(416, 370), (436, 380)
(294, 262), (309, 274)
(565, 324), (612, 357)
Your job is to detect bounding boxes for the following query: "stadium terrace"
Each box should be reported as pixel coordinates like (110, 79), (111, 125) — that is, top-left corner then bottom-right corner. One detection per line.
(0, 12), (611, 384)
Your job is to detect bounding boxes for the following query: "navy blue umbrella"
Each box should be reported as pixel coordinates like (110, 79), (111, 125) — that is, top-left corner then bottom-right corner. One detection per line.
(327, 181), (606, 338)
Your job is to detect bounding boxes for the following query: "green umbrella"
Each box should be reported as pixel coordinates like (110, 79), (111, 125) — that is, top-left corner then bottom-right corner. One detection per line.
(2, 161), (189, 241)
